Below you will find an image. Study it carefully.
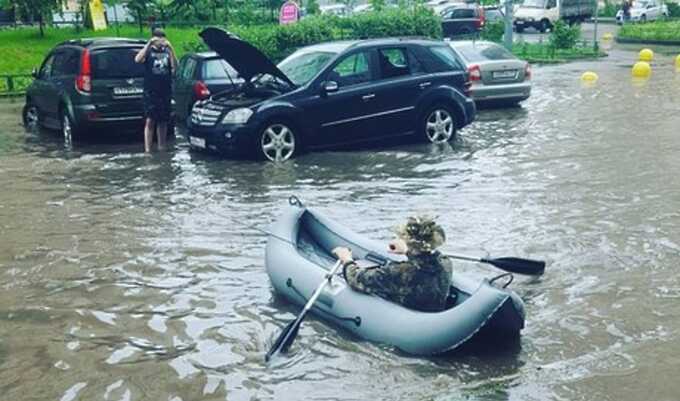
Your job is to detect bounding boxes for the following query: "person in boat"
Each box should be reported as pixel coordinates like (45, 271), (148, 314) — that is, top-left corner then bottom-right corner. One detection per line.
(332, 216), (453, 312)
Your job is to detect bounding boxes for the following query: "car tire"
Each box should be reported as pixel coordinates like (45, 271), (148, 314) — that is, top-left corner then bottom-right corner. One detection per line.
(640, 15), (646, 22)
(421, 104), (457, 144)
(22, 103), (40, 132)
(515, 25), (524, 33)
(258, 121), (298, 162)
(539, 19), (550, 33)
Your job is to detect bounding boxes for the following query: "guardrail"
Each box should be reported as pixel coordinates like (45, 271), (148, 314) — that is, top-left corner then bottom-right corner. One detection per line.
(0, 74), (33, 97)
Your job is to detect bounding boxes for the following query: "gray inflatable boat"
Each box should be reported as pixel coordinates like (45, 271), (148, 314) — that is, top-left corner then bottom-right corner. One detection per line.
(265, 200), (526, 355)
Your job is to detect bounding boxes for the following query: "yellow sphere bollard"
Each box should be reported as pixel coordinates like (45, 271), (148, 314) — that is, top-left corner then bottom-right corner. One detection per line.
(632, 61), (652, 78)
(581, 71), (599, 82)
(639, 48), (654, 62)
(602, 33), (614, 41)
(676, 55), (680, 71)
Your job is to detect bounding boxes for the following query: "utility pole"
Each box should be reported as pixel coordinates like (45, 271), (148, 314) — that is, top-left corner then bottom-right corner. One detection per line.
(504, 0), (513, 50)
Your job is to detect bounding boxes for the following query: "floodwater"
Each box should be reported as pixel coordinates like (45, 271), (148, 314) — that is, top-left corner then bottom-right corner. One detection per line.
(1, 47), (680, 401)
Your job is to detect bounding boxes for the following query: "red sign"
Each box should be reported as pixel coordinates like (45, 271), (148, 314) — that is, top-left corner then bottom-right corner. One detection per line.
(279, 1), (299, 25)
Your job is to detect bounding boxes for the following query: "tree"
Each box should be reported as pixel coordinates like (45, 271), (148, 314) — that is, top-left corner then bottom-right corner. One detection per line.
(9, 0), (66, 36)
(306, 0), (320, 14)
(369, 0), (386, 12)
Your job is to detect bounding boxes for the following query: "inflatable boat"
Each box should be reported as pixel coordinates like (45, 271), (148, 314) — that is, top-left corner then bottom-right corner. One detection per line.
(265, 198), (526, 355)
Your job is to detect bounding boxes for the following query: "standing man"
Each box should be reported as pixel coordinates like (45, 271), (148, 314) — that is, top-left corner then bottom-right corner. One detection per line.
(135, 28), (176, 153)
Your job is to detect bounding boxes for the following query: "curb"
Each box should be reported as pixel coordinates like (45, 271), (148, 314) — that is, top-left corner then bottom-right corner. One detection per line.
(615, 36), (680, 46)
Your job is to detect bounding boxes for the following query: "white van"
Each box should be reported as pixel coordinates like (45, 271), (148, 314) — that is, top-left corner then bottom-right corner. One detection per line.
(513, 0), (595, 33)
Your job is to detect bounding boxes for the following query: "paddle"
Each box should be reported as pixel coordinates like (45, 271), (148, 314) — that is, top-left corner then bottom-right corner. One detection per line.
(265, 259), (344, 362)
(445, 253), (545, 276)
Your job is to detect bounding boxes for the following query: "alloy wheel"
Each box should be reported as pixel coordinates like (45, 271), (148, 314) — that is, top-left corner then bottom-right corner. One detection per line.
(24, 105), (39, 131)
(260, 124), (296, 162)
(425, 109), (454, 144)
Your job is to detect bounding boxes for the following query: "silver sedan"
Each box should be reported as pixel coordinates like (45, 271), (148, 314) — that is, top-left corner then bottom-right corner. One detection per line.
(448, 40), (531, 105)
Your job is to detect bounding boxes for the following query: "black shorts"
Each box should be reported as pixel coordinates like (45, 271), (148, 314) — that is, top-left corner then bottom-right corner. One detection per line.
(143, 91), (171, 122)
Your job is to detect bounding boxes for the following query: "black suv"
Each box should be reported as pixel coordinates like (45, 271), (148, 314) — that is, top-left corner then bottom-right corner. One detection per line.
(23, 38), (168, 141)
(187, 28), (476, 162)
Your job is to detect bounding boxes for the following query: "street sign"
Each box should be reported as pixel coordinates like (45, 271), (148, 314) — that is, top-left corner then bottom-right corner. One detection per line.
(279, 1), (300, 25)
(89, 0), (107, 31)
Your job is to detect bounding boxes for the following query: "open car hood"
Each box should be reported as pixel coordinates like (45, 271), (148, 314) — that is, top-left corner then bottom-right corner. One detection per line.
(199, 27), (295, 87)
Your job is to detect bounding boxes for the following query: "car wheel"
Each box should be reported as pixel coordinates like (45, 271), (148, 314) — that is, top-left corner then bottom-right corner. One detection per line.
(539, 19), (550, 33)
(422, 105), (456, 144)
(515, 26), (524, 33)
(23, 104), (39, 132)
(640, 15), (646, 22)
(259, 122), (297, 162)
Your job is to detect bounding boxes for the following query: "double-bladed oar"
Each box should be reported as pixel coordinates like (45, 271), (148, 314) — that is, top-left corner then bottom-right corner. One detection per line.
(265, 260), (344, 362)
(445, 253), (545, 276)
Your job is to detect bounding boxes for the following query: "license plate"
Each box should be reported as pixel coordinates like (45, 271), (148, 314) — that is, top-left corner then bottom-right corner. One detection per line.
(493, 70), (517, 79)
(515, 21), (524, 25)
(113, 86), (143, 96)
(189, 136), (206, 148)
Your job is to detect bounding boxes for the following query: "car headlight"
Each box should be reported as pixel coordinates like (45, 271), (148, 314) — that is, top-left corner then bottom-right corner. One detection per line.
(222, 108), (253, 124)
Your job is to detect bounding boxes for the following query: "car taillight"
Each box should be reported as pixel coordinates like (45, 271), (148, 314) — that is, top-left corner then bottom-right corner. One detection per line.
(477, 8), (485, 28)
(76, 49), (91, 93)
(193, 81), (211, 100)
(525, 64), (532, 80)
(468, 65), (482, 82)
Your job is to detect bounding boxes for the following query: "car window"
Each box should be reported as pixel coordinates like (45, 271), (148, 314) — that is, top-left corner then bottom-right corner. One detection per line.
(39, 54), (55, 79)
(52, 50), (80, 76)
(180, 57), (197, 80)
(278, 51), (337, 86)
(91, 47), (145, 79)
(455, 43), (516, 62)
(328, 51), (373, 88)
(454, 8), (475, 18)
(546, 0), (556, 8)
(202, 58), (239, 81)
(378, 48), (411, 79)
(424, 45), (464, 71)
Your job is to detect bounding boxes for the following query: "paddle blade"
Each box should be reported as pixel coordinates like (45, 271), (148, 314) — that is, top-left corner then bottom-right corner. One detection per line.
(265, 318), (301, 362)
(482, 257), (546, 276)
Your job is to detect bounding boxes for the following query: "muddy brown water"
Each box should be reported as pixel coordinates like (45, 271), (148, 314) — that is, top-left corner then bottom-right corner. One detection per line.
(1, 48), (680, 401)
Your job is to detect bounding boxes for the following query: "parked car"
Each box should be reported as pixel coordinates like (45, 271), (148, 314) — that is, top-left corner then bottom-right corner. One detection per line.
(187, 28), (476, 162)
(448, 40), (531, 105)
(320, 4), (352, 17)
(440, 4), (486, 38)
(174, 52), (242, 125)
(616, 0), (668, 24)
(23, 37), (173, 141)
(514, 0), (594, 33)
(483, 5), (505, 23)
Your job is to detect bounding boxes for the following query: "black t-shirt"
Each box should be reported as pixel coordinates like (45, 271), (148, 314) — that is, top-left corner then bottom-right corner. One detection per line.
(144, 46), (172, 95)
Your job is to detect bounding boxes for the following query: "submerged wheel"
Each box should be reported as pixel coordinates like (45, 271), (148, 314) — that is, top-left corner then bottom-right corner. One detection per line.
(23, 104), (39, 131)
(422, 105), (456, 144)
(61, 109), (74, 144)
(258, 122), (297, 162)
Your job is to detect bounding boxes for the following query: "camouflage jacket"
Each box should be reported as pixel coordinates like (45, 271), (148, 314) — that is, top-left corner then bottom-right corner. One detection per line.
(343, 251), (453, 312)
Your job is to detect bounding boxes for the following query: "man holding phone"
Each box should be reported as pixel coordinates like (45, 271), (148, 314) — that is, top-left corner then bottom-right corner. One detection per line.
(135, 27), (177, 153)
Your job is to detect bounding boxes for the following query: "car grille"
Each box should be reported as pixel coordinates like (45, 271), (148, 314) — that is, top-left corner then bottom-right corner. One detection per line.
(191, 103), (223, 127)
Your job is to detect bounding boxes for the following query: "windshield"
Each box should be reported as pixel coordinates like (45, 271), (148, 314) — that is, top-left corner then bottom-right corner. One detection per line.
(631, 1), (649, 8)
(455, 43), (516, 62)
(278, 50), (337, 86)
(521, 0), (546, 8)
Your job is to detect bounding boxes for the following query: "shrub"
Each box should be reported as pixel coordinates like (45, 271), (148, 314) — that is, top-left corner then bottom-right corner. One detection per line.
(667, 2), (680, 18)
(481, 20), (504, 42)
(549, 20), (580, 49)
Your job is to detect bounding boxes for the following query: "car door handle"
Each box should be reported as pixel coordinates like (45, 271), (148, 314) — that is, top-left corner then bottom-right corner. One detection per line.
(362, 94), (376, 101)
(419, 82), (432, 89)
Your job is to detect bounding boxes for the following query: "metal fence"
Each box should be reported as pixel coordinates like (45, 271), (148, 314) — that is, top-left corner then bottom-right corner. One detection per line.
(0, 74), (33, 97)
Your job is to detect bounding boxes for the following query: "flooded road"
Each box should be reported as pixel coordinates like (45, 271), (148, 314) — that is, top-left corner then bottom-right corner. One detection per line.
(1, 47), (680, 401)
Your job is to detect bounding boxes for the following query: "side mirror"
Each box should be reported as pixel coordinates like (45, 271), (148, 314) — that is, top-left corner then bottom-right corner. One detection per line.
(322, 80), (339, 94)
(32, 68), (39, 79)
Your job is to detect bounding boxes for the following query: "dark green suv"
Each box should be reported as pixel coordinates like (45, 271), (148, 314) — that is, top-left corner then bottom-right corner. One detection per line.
(23, 37), (172, 141)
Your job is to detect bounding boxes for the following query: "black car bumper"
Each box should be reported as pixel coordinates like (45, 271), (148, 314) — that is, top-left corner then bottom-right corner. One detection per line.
(462, 97), (476, 126)
(71, 104), (176, 133)
(186, 122), (256, 157)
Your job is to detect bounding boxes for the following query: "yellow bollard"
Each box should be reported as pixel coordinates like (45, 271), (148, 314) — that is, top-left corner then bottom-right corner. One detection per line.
(639, 48), (654, 62)
(676, 55), (680, 71)
(581, 71), (599, 82)
(602, 33), (614, 41)
(632, 61), (652, 78)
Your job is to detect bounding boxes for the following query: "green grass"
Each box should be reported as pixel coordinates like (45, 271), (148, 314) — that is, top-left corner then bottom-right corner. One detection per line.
(0, 25), (209, 75)
(618, 20), (680, 42)
(513, 42), (606, 63)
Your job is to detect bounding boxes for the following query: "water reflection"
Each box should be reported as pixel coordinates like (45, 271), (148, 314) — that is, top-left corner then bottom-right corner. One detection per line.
(1, 49), (680, 401)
